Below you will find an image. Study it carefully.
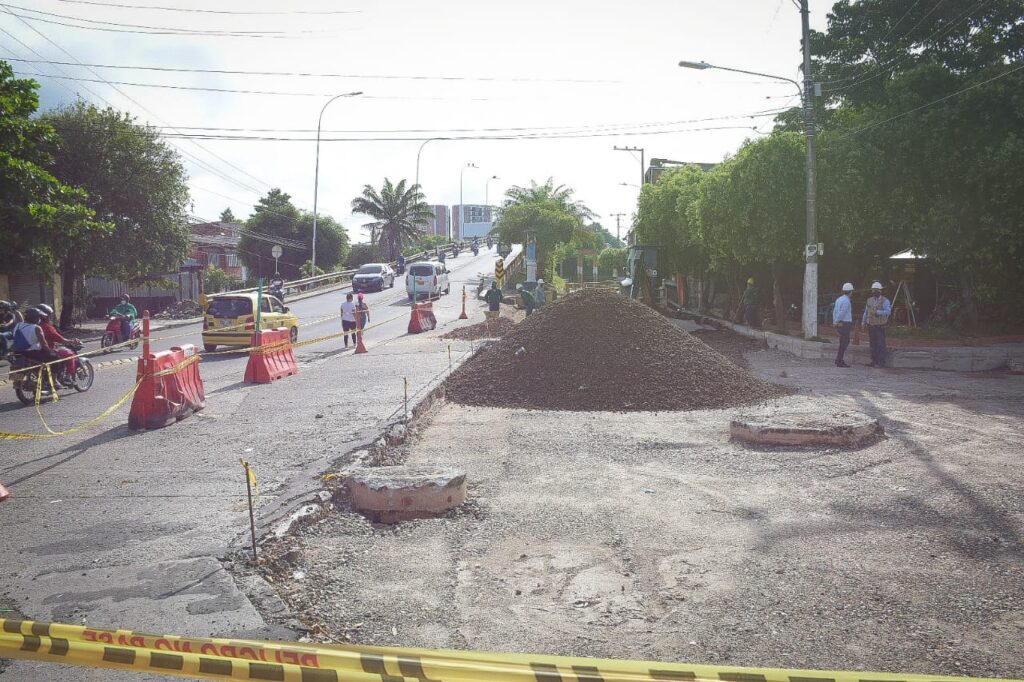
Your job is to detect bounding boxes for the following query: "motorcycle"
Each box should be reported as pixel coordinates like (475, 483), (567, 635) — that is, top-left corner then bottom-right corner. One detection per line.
(101, 314), (141, 352)
(7, 345), (94, 406)
(396, 261), (406, 276)
(471, 244), (479, 256)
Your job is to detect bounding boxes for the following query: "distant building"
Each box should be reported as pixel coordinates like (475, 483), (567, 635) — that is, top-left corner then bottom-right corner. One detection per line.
(189, 221), (248, 280)
(644, 158), (717, 185)
(451, 204), (495, 240)
(421, 205), (450, 237)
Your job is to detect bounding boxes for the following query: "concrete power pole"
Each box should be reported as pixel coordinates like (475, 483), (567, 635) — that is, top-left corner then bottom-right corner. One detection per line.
(611, 213), (627, 243)
(800, 0), (819, 339)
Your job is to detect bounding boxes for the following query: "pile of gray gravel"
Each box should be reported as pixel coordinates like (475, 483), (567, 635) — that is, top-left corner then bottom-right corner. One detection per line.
(446, 289), (788, 411)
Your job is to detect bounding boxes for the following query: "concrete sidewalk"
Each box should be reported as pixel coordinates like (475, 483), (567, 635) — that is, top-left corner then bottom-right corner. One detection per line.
(0, 289), (486, 680)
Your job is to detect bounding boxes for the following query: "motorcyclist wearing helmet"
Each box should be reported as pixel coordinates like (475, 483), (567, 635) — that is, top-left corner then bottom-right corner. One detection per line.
(111, 294), (138, 344)
(11, 307), (58, 366)
(0, 300), (23, 356)
(36, 304), (80, 385)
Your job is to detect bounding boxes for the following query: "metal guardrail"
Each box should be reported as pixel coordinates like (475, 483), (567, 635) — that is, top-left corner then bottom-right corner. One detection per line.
(205, 241), (478, 302)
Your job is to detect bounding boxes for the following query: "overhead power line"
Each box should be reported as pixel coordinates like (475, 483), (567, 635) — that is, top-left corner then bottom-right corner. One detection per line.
(1, 57), (625, 85)
(841, 62), (1024, 137)
(51, 0), (360, 15)
(0, 6), (342, 37)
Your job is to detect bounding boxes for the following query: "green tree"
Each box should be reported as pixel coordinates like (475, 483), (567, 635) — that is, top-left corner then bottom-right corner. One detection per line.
(350, 179), (434, 261)
(493, 178), (596, 276)
(219, 207), (238, 223)
(43, 101), (189, 326)
(347, 243), (380, 268)
(634, 164), (709, 279)
(239, 189), (350, 280)
(2, 63), (108, 282)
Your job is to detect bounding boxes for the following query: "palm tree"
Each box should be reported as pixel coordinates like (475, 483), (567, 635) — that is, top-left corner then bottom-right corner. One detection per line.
(351, 178), (435, 261)
(502, 178), (596, 223)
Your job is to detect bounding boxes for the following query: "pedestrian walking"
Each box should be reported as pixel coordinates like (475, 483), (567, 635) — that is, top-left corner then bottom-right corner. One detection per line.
(340, 293), (358, 347)
(356, 292), (370, 330)
(535, 279), (546, 306)
(861, 281), (892, 367)
(740, 278), (760, 328)
(833, 282), (854, 368)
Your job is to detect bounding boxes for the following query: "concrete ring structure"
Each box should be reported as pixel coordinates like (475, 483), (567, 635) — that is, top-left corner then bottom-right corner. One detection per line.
(344, 465), (467, 523)
(730, 408), (883, 447)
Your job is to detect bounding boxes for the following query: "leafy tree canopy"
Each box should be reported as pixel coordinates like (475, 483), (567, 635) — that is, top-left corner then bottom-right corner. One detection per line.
(351, 178), (434, 261)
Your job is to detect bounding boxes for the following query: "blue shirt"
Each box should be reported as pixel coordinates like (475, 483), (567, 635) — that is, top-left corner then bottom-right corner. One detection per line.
(832, 294), (852, 324)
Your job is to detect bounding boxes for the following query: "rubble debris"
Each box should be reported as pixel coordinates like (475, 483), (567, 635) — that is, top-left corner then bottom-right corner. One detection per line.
(446, 289), (788, 411)
(153, 299), (203, 319)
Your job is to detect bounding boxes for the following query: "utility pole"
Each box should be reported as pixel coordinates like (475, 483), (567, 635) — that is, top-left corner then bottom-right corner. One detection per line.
(611, 213), (627, 243)
(613, 146), (645, 187)
(800, 0), (818, 339)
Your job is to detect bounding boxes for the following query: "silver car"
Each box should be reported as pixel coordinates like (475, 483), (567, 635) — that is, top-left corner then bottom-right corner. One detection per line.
(352, 263), (396, 292)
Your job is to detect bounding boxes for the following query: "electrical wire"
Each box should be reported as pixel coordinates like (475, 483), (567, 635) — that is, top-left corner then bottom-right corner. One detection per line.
(51, 0), (360, 15)
(0, 6), (341, 38)
(1, 57), (625, 85)
(4, 4), (335, 34)
(839, 62), (1024, 138)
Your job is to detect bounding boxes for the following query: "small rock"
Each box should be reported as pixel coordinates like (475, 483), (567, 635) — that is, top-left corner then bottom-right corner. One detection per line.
(315, 414), (324, 419)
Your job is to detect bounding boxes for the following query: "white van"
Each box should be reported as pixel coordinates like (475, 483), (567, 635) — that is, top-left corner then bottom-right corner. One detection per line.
(406, 261), (450, 300)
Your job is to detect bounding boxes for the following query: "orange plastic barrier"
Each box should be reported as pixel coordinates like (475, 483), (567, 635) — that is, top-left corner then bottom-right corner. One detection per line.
(128, 344), (206, 430)
(244, 328), (298, 384)
(408, 302), (437, 334)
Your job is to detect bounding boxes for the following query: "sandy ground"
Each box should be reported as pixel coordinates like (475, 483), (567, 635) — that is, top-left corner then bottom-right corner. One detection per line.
(255, 338), (1024, 679)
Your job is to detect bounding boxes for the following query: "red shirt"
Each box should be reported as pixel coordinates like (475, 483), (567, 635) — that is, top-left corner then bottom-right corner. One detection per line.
(41, 321), (68, 347)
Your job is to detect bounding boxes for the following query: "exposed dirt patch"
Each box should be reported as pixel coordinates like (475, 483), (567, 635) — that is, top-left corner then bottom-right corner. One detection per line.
(441, 316), (517, 341)
(446, 289), (788, 411)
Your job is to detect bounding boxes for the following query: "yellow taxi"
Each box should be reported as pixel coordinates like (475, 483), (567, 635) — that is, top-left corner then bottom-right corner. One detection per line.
(201, 292), (299, 352)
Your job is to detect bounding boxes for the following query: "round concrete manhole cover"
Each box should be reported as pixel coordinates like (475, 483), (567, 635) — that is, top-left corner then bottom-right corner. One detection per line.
(730, 405), (882, 447)
(344, 465), (467, 523)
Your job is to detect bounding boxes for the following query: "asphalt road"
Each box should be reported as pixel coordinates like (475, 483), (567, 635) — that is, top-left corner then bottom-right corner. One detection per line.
(0, 244), (504, 681)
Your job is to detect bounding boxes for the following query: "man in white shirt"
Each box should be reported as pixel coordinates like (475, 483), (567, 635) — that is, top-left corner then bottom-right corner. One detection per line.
(832, 282), (854, 368)
(340, 293), (357, 347)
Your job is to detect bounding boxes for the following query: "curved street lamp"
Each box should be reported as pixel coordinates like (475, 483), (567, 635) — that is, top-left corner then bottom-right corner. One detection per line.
(311, 91), (362, 273)
(679, 52), (817, 338)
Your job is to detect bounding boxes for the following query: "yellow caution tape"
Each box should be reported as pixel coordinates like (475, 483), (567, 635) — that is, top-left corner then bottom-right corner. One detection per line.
(0, 377), (144, 441)
(0, 619), (1015, 682)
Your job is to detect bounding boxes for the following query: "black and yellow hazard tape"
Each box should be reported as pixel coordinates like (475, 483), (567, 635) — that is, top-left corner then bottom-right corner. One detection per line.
(1, 619), (1016, 682)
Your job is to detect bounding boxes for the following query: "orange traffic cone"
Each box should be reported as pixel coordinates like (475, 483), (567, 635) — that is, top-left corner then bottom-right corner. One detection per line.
(459, 285), (469, 320)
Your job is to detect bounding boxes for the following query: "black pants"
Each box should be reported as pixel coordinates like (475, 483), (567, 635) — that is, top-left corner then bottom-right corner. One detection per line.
(342, 320), (357, 345)
(868, 325), (887, 366)
(835, 322), (851, 365)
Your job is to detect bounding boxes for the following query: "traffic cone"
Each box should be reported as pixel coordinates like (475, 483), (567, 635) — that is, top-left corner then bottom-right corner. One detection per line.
(459, 285), (469, 320)
(0, 482), (10, 502)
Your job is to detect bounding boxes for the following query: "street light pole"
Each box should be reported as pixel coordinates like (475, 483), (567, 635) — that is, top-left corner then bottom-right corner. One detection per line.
(799, 0), (819, 339)
(457, 163), (477, 241)
(415, 137), (444, 199)
(311, 91), (362, 274)
(679, 16), (818, 337)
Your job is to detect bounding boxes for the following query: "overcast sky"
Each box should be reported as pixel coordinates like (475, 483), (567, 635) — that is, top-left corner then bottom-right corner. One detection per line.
(2, 0), (829, 244)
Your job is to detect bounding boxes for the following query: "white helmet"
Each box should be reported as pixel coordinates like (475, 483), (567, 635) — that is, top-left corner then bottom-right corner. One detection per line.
(871, 281), (883, 290)
(537, 278), (544, 284)
(842, 282), (854, 292)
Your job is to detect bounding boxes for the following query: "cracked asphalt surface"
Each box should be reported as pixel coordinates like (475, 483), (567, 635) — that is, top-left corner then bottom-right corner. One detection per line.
(258, 333), (1024, 679)
(0, 246), (504, 681)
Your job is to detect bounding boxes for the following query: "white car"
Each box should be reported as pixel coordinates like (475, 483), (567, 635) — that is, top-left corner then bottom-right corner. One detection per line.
(406, 261), (449, 300)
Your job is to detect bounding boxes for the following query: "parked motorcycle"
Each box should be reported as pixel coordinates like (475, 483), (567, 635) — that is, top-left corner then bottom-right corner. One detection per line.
(101, 313), (141, 352)
(7, 347), (94, 406)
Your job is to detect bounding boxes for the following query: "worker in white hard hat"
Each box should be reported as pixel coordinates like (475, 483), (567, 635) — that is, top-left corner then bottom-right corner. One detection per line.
(535, 279), (546, 306)
(832, 282), (855, 368)
(861, 281), (892, 367)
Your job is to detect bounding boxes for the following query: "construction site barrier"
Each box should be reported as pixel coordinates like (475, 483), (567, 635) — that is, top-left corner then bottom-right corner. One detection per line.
(0, 618), (1010, 682)
(408, 301), (437, 334)
(128, 345), (205, 431)
(0, 482), (8, 502)
(243, 329), (298, 384)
